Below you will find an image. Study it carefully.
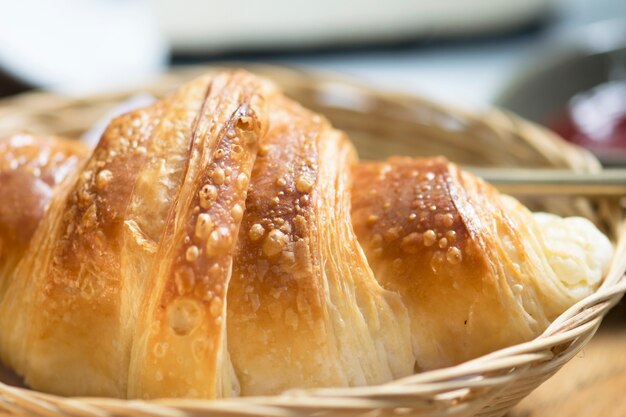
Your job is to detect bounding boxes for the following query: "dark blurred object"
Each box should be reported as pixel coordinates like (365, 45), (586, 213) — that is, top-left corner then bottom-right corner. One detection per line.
(496, 18), (626, 165)
(0, 67), (31, 98)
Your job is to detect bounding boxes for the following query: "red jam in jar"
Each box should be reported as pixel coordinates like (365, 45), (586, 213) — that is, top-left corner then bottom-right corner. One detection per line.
(549, 80), (626, 164)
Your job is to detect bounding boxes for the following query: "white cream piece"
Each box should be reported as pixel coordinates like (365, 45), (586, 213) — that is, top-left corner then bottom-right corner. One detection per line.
(533, 212), (612, 293)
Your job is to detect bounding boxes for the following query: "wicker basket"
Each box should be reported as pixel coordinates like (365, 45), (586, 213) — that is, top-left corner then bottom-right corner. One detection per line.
(0, 65), (624, 417)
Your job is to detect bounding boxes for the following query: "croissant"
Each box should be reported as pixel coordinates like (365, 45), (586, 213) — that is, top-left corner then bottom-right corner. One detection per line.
(0, 70), (612, 399)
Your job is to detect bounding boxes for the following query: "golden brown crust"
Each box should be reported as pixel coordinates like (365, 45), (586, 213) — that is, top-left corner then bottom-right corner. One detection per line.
(0, 71), (280, 398)
(0, 135), (87, 371)
(0, 134), (87, 253)
(0, 134), (87, 301)
(351, 157), (551, 369)
(128, 71), (276, 399)
(25, 102), (165, 396)
(228, 97), (334, 394)
(228, 97), (414, 395)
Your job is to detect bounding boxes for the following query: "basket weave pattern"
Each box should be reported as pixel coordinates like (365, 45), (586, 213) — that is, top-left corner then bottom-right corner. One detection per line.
(0, 66), (624, 417)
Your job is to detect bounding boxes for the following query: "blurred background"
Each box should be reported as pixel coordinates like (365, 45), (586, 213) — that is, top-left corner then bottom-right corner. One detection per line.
(0, 1), (625, 415)
(1, 0), (625, 165)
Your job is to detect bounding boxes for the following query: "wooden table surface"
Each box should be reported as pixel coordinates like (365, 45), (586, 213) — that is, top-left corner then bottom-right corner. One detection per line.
(508, 302), (626, 417)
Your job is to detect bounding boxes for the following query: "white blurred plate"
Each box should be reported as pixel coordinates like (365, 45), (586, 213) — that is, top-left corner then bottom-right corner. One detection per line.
(0, 0), (166, 95)
(155, 0), (554, 54)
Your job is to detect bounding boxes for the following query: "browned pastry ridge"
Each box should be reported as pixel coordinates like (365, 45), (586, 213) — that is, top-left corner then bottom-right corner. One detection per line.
(0, 70), (612, 399)
(0, 135), (87, 304)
